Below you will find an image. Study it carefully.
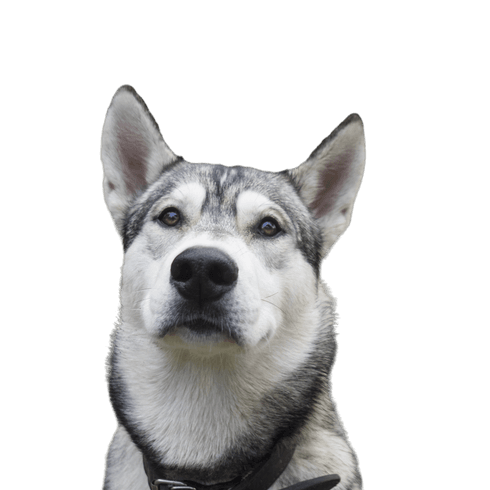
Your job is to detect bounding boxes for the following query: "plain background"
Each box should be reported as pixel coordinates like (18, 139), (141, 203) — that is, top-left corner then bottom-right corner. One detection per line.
(1, 2), (489, 489)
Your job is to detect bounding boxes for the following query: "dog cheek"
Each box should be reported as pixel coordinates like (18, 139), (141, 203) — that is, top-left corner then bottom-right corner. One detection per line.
(255, 305), (280, 344)
(143, 256), (183, 336)
(121, 251), (143, 304)
(120, 238), (162, 334)
(250, 266), (285, 344)
(268, 251), (318, 341)
(284, 258), (318, 311)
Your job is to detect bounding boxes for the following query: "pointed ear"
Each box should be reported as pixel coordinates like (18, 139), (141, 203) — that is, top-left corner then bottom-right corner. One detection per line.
(101, 85), (179, 233)
(288, 114), (365, 254)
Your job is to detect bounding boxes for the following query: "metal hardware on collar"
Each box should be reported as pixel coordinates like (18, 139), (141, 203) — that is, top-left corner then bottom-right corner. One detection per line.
(151, 479), (196, 490)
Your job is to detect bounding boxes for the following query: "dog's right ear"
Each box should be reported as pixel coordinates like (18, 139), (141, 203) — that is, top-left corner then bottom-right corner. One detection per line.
(101, 85), (178, 234)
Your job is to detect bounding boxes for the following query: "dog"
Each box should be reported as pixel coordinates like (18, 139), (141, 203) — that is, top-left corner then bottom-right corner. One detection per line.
(101, 86), (365, 490)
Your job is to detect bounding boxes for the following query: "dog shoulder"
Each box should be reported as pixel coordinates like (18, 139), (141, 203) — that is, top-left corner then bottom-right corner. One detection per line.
(104, 425), (147, 490)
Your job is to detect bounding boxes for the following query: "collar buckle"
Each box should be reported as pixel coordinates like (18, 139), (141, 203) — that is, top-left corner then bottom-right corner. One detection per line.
(151, 479), (196, 490)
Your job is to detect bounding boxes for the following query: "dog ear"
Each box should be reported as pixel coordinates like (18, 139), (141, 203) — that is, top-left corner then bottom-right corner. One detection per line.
(101, 85), (178, 233)
(288, 114), (365, 254)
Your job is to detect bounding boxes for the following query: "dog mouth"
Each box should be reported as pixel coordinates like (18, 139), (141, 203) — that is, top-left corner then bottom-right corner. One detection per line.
(159, 317), (241, 346)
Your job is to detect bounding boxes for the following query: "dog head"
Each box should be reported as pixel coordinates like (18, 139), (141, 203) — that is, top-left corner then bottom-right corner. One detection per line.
(101, 86), (365, 355)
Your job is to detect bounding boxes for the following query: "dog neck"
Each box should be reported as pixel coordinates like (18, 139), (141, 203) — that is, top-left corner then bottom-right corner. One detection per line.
(109, 305), (333, 484)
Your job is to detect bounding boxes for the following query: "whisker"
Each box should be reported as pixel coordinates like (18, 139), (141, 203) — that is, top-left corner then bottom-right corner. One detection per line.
(262, 292), (279, 300)
(261, 299), (286, 316)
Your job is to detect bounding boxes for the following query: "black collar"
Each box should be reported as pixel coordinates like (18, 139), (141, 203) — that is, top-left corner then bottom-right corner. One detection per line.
(142, 439), (340, 490)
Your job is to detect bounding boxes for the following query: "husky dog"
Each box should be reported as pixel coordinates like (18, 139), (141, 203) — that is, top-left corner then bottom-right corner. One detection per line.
(101, 86), (365, 490)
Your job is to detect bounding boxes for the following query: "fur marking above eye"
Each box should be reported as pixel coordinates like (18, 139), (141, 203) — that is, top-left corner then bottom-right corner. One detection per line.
(158, 208), (180, 227)
(258, 217), (282, 237)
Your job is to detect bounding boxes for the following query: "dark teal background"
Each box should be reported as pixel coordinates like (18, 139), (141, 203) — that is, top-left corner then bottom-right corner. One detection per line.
(2, 3), (488, 489)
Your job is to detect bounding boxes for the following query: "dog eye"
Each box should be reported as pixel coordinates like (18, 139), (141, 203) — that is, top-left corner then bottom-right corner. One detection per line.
(158, 208), (180, 227)
(258, 217), (281, 237)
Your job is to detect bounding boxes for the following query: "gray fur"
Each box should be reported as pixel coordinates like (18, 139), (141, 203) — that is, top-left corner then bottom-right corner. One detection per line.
(101, 86), (365, 490)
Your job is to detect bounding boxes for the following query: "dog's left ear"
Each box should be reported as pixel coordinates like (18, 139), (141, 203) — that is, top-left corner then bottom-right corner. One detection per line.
(288, 114), (365, 254)
(101, 85), (178, 234)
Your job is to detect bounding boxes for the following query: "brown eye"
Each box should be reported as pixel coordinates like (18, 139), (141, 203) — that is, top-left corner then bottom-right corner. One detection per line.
(258, 217), (281, 237)
(158, 208), (180, 227)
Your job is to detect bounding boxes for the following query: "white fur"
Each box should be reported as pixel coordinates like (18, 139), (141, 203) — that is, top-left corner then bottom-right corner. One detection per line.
(236, 189), (292, 233)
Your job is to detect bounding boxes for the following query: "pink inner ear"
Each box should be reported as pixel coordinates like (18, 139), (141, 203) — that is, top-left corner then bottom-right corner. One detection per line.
(310, 149), (354, 219)
(116, 122), (148, 196)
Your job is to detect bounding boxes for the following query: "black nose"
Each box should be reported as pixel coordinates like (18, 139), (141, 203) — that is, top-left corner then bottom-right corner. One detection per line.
(170, 247), (239, 303)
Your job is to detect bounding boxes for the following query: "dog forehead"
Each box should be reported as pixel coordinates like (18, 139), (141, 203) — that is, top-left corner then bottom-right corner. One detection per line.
(174, 163), (286, 215)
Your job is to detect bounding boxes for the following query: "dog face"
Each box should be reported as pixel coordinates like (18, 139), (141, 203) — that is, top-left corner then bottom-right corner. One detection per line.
(101, 86), (365, 356)
(118, 163), (322, 353)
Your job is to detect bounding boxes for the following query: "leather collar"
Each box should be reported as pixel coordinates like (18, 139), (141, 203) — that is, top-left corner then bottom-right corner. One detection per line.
(142, 439), (340, 490)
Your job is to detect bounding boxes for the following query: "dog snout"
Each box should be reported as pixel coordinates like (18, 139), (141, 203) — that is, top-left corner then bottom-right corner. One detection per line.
(170, 247), (239, 303)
